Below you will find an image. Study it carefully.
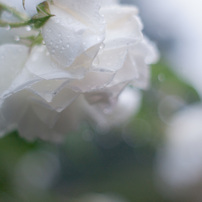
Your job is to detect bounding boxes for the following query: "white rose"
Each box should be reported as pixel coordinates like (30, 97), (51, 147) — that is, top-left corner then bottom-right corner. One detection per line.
(0, 0), (158, 141)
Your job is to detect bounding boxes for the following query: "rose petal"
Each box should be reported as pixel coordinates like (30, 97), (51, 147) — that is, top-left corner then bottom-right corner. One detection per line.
(82, 88), (141, 131)
(84, 81), (129, 106)
(26, 45), (97, 79)
(101, 0), (119, 7)
(93, 45), (128, 72)
(0, 44), (29, 96)
(68, 70), (114, 93)
(53, 0), (103, 28)
(101, 5), (143, 46)
(42, 2), (104, 67)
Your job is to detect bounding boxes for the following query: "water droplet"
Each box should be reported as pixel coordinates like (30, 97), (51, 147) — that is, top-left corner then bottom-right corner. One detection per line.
(158, 73), (165, 82)
(104, 108), (111, 114)
(14, 36), (20, 41)
(5, 25), (10, 30)
(96, 37), (101, 42)
(26, 26), (31, 31)
(100, 43), (105, 50)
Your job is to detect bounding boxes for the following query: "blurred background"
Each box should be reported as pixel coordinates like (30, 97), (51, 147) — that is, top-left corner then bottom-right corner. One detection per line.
(1, 0), (202, 201)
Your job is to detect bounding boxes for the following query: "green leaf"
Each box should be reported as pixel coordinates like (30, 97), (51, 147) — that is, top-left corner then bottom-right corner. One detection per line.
(0, 1), (53, 29)
(30, 14), (53, 29)
(37, 1), (51, 15)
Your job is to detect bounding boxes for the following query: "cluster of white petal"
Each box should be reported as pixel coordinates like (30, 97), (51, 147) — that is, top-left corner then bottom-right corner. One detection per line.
(0, 0), (158, 141)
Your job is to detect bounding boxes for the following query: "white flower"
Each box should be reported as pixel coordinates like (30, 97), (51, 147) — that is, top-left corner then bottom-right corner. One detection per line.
(0, 0), (158, 141)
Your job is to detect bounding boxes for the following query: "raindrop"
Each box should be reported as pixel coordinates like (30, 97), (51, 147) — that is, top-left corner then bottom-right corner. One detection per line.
(100, 43), (105, 50)
(82, 42), (86, 47)
(46, 51), (50, 56)
(14, 36), (20, 41)
(26, 26), (31, 31)
(0, 55), (4, 60)
(158, 73), (165, 82)
(5, 25), (10, 30)
(96, 37), (101, 42)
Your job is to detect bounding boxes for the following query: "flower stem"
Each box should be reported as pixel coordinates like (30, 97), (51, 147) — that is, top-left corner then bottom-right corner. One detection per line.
(0, 20), (30, 28)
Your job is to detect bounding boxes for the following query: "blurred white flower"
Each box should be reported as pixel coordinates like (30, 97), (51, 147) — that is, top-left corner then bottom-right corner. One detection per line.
(0, 0), (158, 141)
(15, 150), (60, 190)
(134, 0), (202, 97)
(156, 104), (202, 194)
(76, 193), (128, 202)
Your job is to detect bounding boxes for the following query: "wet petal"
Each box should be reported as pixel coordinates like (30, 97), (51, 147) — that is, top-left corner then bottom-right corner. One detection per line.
(0, 44), (29, 96)
(101, 0), (119, 7)
(82, 88), (142, 131)
(69, 71), (114, 93)
(101, 5), (143, 46)
(42, 2), (104, 67)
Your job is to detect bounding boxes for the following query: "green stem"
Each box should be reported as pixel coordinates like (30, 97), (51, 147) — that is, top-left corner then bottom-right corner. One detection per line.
(0, 19), (30, 28)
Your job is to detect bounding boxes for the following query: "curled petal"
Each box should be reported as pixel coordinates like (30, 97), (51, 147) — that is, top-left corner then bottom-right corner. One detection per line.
(101, 0), (120, 7)
(101, 5), (143, 46)
(42, 1), (104, 67)
(68, 70), (114, 93)
(82, 88), (142, 131)
(0, 89), (80, 142)
(0, 44), (29, 97)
